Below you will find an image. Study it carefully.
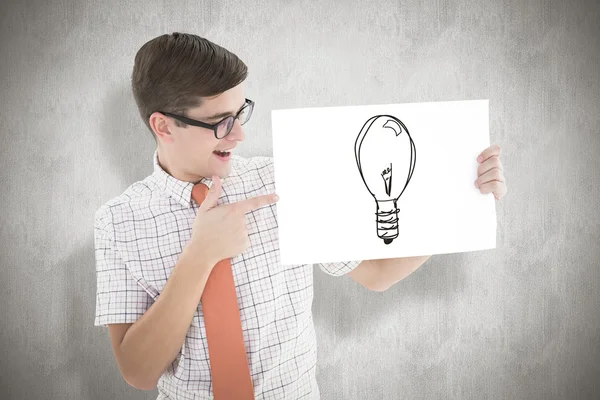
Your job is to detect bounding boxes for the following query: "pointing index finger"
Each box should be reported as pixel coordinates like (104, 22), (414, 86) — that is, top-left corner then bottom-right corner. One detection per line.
(239, 193), (279, 213)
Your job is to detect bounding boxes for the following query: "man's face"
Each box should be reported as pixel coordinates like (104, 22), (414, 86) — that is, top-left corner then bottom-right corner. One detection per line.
(155, 83), (247, 181)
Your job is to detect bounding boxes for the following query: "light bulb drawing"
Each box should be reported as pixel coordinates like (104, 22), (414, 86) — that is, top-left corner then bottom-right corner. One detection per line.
(355, 115), (416, 245)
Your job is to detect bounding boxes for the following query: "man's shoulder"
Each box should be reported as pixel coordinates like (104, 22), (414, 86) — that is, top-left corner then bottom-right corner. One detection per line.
(229, 155), (276, 194)
(94, 177), (155, 230)
(231, 154), (273, 174)
(230, 154), (275, 183)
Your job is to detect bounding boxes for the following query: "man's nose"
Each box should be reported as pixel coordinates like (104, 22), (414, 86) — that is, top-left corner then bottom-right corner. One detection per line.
(226, 119), (245, 141)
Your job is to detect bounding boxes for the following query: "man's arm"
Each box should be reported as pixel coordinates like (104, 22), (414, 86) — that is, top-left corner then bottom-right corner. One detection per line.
(108, 245), (213, 390)
(346, 260), (381, 291)
(348, 256), (431, 292)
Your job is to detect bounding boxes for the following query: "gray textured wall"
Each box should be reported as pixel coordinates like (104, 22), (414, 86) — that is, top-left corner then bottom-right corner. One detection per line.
(1, 0), (599, 399)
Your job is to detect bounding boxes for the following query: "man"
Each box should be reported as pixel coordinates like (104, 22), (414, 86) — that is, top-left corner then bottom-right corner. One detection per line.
(93, 32), (508, 399)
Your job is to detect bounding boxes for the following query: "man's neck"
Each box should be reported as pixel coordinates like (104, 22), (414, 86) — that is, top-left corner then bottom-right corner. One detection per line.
(157, 147), (204, 183)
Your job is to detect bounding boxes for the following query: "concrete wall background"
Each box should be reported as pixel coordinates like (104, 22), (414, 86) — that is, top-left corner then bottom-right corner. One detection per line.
(1, 0), (599, 398)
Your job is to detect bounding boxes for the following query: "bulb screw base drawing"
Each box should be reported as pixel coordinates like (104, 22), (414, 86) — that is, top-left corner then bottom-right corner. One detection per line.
(375, 199), (399, 244)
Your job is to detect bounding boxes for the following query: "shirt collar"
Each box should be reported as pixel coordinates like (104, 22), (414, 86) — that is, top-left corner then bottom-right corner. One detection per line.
(150, 148), (213, 208)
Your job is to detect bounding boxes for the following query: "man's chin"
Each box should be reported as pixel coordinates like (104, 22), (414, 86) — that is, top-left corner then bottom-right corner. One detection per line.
(207, 162), (231, 180)
(219, 169), (231, 179)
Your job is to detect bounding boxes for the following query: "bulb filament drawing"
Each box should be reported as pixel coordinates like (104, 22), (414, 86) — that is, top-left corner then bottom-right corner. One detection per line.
(355, 115), (416, 244)
(382, 164), (392, 196)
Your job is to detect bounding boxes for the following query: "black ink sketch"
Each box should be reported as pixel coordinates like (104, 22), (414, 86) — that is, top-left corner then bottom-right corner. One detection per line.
(355, 115), (416, 244)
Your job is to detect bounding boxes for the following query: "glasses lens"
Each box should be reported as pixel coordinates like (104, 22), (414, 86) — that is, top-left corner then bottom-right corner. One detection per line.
(239, 103), (253, 125)
(216, 117), (234, 138)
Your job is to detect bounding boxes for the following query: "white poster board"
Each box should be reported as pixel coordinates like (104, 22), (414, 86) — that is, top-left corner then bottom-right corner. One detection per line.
(271, 99), (496, 266)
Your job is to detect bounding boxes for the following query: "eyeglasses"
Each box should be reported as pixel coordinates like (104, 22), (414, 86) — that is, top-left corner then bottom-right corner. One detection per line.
(159, 98), (254, 139)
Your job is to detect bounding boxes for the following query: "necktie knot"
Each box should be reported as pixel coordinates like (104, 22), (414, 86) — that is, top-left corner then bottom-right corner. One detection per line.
(191, 182), (209, 205)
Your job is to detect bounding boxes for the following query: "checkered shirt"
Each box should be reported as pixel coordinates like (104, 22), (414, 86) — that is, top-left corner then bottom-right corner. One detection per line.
(93, 149), (361, 399)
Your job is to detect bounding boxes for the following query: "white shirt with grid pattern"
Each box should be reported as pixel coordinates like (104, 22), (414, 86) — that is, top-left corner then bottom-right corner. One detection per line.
(93, 149), (361, 400)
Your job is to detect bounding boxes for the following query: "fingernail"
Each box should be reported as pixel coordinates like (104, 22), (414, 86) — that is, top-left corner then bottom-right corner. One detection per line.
(477, 156), (482, 162)
(474, 180), (479, 188)
(274, 194), (280, 201)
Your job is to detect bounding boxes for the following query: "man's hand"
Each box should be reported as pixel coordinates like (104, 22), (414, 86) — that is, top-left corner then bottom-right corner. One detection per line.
(187, 175), (279, 265)
(475, 144), (508, 200)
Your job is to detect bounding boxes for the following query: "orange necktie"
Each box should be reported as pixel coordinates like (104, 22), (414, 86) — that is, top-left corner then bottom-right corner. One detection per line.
(191, 183), (255, 400)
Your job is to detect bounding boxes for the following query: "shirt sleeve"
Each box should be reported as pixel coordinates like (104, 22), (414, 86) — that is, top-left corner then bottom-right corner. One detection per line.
(93, 208), (154, 327)
(317, 260), (362, 277)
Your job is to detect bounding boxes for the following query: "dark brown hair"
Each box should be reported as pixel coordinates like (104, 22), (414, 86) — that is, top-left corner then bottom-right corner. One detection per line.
(131, 32), (248, 138)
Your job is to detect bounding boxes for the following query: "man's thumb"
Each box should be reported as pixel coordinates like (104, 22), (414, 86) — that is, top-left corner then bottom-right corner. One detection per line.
(199, 175), (221, 210)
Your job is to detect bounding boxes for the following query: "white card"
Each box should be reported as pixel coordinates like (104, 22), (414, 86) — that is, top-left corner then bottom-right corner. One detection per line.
(271, 99), (496, 266)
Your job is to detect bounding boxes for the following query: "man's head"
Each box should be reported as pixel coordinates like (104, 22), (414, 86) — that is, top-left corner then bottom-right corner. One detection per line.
(131, 32), (250, 182)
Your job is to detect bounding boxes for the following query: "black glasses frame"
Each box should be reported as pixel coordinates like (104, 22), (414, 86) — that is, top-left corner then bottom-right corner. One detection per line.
(159, 98), (254, 139)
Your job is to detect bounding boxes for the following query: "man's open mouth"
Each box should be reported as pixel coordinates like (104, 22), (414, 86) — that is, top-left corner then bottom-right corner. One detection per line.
(213, 150), (231, 157)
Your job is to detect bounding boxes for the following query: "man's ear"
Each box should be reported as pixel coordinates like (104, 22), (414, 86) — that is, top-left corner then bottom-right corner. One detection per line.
(149, 112), (174, 143)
